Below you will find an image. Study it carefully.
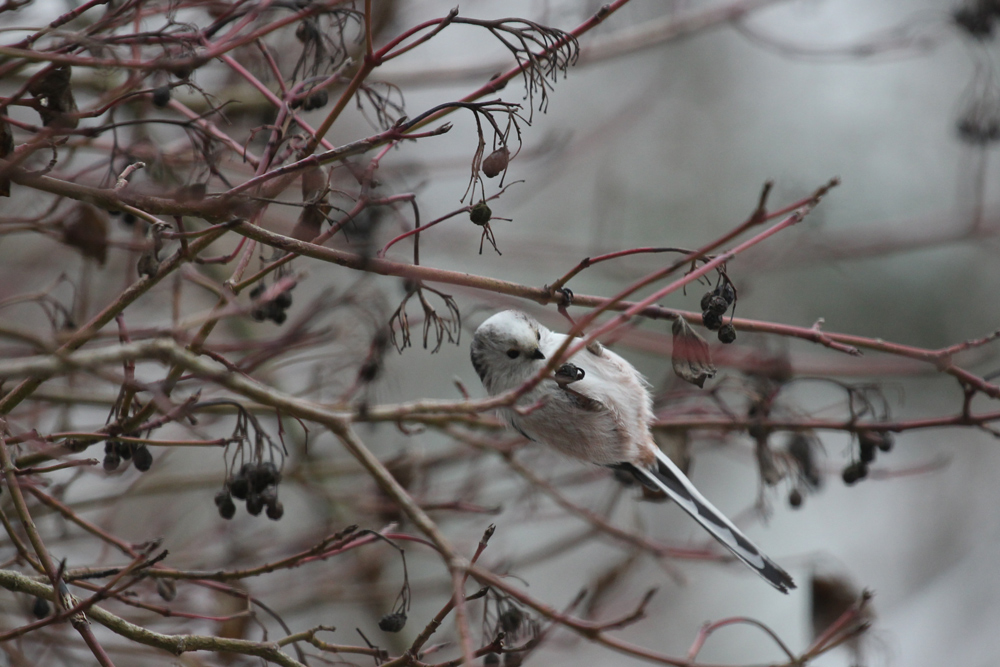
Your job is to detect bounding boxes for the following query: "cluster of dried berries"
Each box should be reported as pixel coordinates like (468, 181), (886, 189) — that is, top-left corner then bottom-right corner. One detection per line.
(699, 280), (737, 343)
(250, 283), (294, 325)
(104, 438), (153, 473)
(216, 461), (284, 520)
(841, 430), (894, 485)
(953, 0), (1000, 39)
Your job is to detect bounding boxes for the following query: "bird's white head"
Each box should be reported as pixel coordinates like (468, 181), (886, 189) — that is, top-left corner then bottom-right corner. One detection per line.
(470, 310), (547, 391)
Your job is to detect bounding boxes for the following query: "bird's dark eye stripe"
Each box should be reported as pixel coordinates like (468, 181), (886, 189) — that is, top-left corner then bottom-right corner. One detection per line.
(507, 349), (520, 359)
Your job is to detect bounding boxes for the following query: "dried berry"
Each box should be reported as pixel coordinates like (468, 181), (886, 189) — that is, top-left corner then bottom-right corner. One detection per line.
(103, 450), (121, 472)
(717, 323), (736, 344)
(156, 578), (177, 601)
(841, 461), (868, 486)
(859, 440), (876, 464)
(274, 290), (293, 310)
(706, 295), (729, 316)
(702, 311), (723, 331)
(484, 653), (501, 667)
(115, 440), (132, 460)
(378, 611), (407, 633)
(265, 498), (284, 521)
(215, 491), (236, 520)
(303, 89), (328, 111)
(503, 652), (523, 667)
(246, 492), (264, 516)
(481, 146), (510, 178)
(788, 488), (803, 508)
(500, 607), (524, 633)
(151, 85), (171, 107)
(32, 596), (50, 619)
(719, 282), (735, 304)
(229, 465), (250, 499)
(699, 291), (714, 311)
(470, 201), (492, 226)
(132, 445), (153, 472)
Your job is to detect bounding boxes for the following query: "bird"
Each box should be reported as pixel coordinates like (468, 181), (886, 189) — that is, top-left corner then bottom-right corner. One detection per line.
(470, 310), (795, 593)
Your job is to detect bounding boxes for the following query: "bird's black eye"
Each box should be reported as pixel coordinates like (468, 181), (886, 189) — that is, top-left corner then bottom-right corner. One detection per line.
(506, 349), (520, 359)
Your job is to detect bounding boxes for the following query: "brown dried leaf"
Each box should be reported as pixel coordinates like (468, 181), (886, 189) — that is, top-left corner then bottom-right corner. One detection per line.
(289, 204), (326, 243)
(63, 204), (109, 264)
(28, 66), (78, 129)
(671, 316), (716, 388)
(301, 165), (326, 201)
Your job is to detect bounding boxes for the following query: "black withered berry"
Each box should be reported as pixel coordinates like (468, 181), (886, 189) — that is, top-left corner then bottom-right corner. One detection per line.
(251, 461), (280, 490)
(304, 89), (328, 110)
(484, 653), (501, 667)
(378, 611), (407, 633)
(265, 498), (284, 521)
(702, 311), (723, 331)
(503, 652), (524, 667)
(719, 282), (735, 304)
(500, 607), (524, 633)
(841, 462), (868, 486)
(216, 491), (236, 520)
(151, 85), (171, 108)
(103, 450), (121, 472)
(115, 440), (133, 459)
(877, 432), (894, 452)
(270, 309), (287, 325)
(122, 212), (137, 226)
(230, 465), (251, 499)
(717, 323), (737, 344)
(860, 430), (893, 453)
(700, 291), (714, 312)
(788, 488), (803, 508)
(859, 440), (876, 464)
(246, 492), (265, 516)
(32, 596), (50, 619)
(133, 445), (153, 472)
(249, 284), (266, 299)
(274, 290), (293, 310)
(706, 295), (729, 316)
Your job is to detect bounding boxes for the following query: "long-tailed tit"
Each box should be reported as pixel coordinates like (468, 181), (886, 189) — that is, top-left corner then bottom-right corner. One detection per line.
(471, 310), (795, 593)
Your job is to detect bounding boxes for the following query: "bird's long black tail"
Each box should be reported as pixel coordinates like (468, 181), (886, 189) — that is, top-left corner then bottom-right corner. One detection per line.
(620, 448), (795, 593)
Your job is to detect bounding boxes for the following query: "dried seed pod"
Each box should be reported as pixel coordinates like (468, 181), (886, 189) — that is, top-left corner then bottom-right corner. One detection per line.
(63, 204), (109, 265)
(378, 611), (407, 633)
(671, 316), (716, 388)
(481, 146), (510, 178)
(132, 445), (153, 472)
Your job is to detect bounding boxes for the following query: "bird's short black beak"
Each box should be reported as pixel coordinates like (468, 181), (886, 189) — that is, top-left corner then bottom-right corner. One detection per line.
(530, 348), (546, 360)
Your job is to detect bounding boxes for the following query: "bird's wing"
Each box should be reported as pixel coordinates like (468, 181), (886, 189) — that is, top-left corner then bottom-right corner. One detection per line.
(626, 448), (795, 593)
